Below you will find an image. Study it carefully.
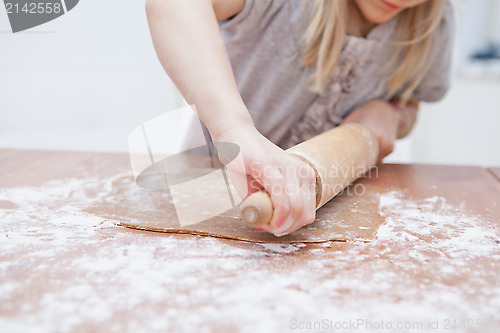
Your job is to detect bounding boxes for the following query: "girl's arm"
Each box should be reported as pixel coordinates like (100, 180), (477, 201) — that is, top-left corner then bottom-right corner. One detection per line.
(145, 0), (250, 135)
(145, 0), (317, 236)
(342, 99), (419, 162)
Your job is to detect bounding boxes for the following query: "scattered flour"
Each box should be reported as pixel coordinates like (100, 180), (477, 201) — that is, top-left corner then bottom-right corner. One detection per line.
(0, 177), (499, 332)
(258, 243), (302, 254)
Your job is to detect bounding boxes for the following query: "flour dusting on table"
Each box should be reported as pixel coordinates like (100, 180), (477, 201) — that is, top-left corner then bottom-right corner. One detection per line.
(0, 177), (499, 332)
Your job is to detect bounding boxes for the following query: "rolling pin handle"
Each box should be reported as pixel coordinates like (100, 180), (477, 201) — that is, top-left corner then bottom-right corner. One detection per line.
(240, 190), (274, 227)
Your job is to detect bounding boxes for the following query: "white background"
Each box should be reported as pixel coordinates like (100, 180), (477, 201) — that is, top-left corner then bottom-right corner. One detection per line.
(1, 0), (499, 166)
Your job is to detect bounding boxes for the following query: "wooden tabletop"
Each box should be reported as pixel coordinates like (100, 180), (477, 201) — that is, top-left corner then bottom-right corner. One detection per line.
(1, 149), (499, 332)
(490, 167), (500, 183)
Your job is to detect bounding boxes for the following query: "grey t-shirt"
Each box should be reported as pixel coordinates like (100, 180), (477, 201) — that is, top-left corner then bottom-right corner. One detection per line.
(219, 0), (455, 148)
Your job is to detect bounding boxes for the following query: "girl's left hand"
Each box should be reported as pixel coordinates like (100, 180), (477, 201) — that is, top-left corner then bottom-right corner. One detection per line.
(342, 100), (400, 162)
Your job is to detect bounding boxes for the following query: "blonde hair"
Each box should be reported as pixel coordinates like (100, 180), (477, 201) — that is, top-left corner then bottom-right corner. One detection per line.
(301, 0), (447, 104)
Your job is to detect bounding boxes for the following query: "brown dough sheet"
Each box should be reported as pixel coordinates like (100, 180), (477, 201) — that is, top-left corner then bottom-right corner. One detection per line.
(84, 175), (387, 243)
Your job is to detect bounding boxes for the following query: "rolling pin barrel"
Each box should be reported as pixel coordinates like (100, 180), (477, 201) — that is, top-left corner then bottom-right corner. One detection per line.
(240, 123), (379, 227)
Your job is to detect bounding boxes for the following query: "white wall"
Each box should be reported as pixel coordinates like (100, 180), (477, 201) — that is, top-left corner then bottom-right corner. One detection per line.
(0, 0), (186, 152)
(387, 76), (500, 166)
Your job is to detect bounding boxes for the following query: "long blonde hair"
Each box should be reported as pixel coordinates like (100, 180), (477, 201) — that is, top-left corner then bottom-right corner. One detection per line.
(301, 0), (447, 104)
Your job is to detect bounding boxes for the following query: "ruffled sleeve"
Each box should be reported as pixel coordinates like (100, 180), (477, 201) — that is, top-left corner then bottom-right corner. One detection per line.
(411, 3), (456, 102)
(219, 0), (288, 38)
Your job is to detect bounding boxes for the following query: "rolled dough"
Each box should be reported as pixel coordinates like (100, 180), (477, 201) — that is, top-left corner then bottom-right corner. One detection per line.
(84, 175), (388, 243)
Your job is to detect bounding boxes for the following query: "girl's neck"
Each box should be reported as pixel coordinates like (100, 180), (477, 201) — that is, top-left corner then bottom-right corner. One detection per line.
(347, 1), (377, 38)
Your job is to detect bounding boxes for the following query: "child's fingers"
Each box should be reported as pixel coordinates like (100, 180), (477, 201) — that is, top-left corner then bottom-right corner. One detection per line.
(270, 178), (301, 235)
(261, 166), (290, 230)
(273, 180), (316, 236)
(266, 160), (316, 236)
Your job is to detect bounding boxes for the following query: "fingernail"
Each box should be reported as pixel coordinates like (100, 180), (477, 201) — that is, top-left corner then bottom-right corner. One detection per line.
(257, 227), (264, 230)
(276, 219), (283, 228)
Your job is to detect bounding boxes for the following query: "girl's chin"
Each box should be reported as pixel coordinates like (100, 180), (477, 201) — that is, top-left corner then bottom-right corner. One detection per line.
(363, 11), (397, 25)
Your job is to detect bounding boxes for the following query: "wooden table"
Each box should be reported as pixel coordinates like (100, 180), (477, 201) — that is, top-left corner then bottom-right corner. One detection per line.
(1, 149), (499, 332)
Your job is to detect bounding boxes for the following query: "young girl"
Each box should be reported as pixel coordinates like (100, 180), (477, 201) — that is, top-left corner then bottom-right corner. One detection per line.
(145, 0), (454, 236)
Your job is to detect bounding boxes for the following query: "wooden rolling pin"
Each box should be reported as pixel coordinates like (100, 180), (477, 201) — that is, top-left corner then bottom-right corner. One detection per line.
(240, 123), (379, 227)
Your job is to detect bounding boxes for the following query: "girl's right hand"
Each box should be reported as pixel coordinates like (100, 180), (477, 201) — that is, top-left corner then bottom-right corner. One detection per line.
(213, 125), (317, 236)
